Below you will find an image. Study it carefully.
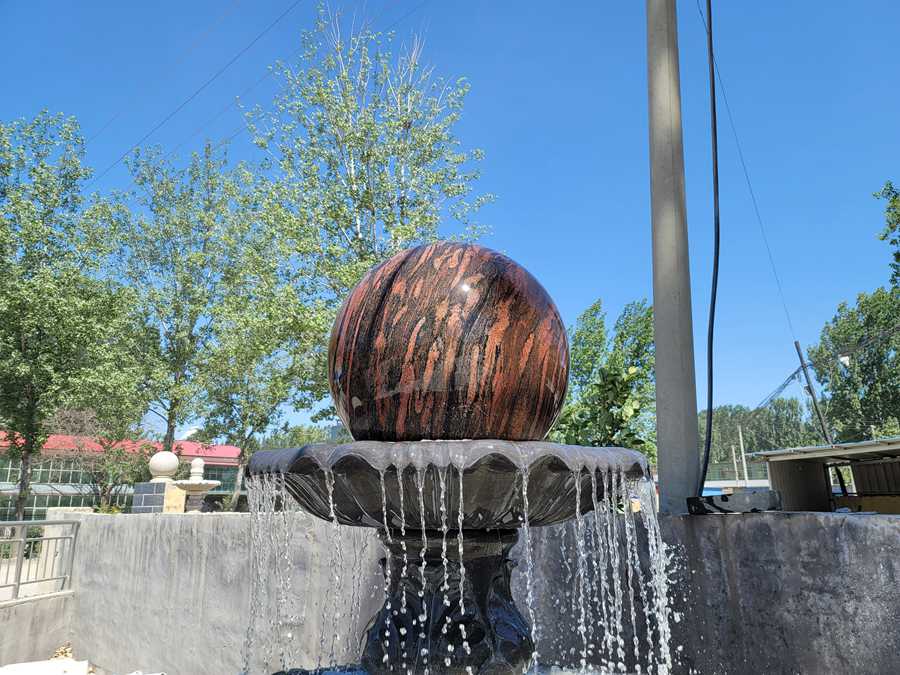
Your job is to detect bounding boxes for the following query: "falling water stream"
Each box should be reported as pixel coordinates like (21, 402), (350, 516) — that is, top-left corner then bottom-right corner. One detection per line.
(243, 464), (674, 675)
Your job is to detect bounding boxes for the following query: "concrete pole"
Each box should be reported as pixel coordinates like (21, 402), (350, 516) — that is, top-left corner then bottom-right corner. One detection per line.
(731, 445), (740, 486)
(647, 0), (700, 513)
(737, 423), (749, 485)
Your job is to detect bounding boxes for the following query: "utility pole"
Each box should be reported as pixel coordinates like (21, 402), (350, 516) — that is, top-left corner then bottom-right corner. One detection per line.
(730, 445), (740, 486)
(647, 0), (700, 513)
(794, 340), (833, 445)
(794, 340), (847, 495)
(737, 423), (749, 485)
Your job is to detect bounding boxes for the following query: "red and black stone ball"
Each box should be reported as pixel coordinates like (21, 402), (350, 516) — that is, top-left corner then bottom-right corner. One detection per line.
(328, 242), (569, 441)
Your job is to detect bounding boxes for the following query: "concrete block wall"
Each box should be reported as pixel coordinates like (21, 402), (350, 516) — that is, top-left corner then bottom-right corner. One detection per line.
(65, 512), (383, 675)
(130, 482), (165, 513)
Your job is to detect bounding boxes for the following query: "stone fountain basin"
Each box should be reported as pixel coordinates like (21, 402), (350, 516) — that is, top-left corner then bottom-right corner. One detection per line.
(247, 439), (648, 530)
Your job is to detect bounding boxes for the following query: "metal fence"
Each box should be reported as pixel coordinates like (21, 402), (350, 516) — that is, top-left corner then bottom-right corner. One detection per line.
(705, 459), (769, 482)
(0, 520), (79, 602)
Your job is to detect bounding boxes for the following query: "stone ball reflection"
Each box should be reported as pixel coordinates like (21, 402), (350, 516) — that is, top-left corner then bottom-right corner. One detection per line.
(328, 242), (569, 441)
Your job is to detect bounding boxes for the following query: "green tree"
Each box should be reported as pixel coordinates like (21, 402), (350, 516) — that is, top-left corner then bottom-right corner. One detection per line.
(258, 422), (348, 450)
(697, 399), (819, 464)
(0, 112), (144, 520)
(875, 181), (899, 286)
(249, 7), (492, 311)
(567, 299), (608, 393)
(808, 286), (900, 442)
(116, 143), (265, 454)
(49, 406), (152, 510)
(73, 445), (152, 511)
(550, 300), (656, 462)
(759, 397), (822, 449)
(198, 238), (331, 508)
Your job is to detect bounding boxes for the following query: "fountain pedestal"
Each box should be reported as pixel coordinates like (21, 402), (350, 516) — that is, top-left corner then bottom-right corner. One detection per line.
(363, 530), (531, 675)
(174, 458), (221, 512)
(248, 440), (649, 674)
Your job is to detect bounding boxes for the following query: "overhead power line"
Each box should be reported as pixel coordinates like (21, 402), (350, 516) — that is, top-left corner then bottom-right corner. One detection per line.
(694, 1), (798, 342)
(190, 0), (433, 155)
(807, 321), (900, 371)
(747, 321), (900, 430)
(380, 0), (433, 33)
(165, 47), (303, 161)
(85, 0), (304, 190)
(87, 0), (244, 145)
(743, 366), (803, 418)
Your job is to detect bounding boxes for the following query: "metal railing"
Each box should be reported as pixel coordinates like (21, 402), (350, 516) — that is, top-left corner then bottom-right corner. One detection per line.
(0, 520), (79, 602)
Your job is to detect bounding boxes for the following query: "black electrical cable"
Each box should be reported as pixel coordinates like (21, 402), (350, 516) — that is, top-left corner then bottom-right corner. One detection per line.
(697, 0), (721, 497)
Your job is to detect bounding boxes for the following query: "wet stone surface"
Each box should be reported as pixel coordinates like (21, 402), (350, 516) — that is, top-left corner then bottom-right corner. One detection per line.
(328, 242), (569, 442)
(247, 440), (649, 530)
(360, 531), (532, 674)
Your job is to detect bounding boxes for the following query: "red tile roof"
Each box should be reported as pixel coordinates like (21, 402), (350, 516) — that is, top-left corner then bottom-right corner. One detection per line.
(0, 433), (241, 465)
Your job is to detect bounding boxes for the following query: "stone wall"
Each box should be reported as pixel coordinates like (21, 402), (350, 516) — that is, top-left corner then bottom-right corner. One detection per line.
(662, 512), (900, 675)
(45, 510), (900, 674)
(520, 512), (900, 674)
(66, 512), (383, 675)
(129, 481), (166, 513)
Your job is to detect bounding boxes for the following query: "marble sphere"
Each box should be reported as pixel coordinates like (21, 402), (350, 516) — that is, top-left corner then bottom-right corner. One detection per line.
(328, 242), (569, 441)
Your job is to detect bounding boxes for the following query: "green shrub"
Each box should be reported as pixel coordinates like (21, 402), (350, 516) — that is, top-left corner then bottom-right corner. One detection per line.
(0, 525), (43, 559)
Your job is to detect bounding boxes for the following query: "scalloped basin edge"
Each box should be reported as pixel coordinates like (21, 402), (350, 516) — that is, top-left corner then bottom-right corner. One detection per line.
(247, 440), (650, 529)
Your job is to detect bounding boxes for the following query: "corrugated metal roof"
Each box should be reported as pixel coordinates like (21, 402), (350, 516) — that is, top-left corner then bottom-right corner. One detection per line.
(751, 436), (900, 463)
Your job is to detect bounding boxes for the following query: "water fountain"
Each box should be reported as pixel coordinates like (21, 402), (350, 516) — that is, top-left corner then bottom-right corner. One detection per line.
(174, 457), (221, 512)
(246, 242), (672, 674)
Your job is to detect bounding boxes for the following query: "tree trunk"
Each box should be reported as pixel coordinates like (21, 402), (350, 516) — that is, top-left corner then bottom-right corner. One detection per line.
(163, 404), (178, 453)
(228, 456), (246, 511)
(14, 443), (34, 522)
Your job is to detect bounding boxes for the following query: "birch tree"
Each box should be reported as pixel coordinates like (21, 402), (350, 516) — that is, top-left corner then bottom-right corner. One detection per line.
(248, 7), (492, 306)
(117, 143), (260, 453)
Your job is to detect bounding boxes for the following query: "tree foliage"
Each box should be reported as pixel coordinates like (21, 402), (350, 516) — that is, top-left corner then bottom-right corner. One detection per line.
(0, 112), (145, 519)
(116, 143), (272, 453)
(1, 10), (495, 517)
(73, 445), (152, 510)
(49, 408), (152, 509)
(198, 231), (332, 507)
(249, 7), (492, 306)
(875, 180), (900, 286)
(698, 399), (820, 464)
(241, 9), (492, 425)
(258, 422), (349, 450)
(550, 300), (656, 462)
(808, 286), (900, 442)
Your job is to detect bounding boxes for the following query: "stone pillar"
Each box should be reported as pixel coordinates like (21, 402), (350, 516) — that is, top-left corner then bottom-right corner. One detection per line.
(132, 450), (185, 513)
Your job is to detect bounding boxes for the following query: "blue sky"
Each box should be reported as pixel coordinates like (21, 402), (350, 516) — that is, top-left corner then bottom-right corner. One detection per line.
(3, 1), (898, 436)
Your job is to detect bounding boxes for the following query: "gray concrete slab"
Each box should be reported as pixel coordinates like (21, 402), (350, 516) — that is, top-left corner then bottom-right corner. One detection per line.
(661, 512), (900, 674)
(33, 510), (900, 675)
(0, 593), (73, 666)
